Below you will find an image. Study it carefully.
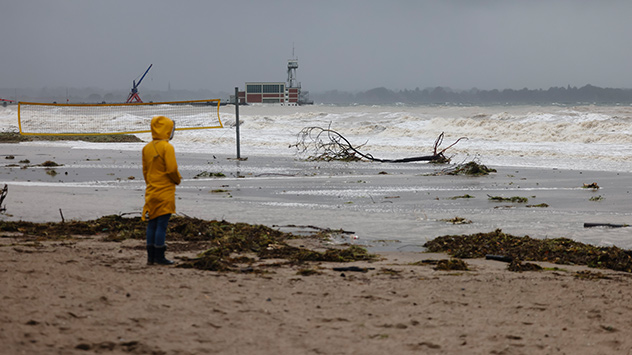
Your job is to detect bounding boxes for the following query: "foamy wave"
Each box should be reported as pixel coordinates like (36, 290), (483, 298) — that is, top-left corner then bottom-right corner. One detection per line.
(3, 104), (632, 171)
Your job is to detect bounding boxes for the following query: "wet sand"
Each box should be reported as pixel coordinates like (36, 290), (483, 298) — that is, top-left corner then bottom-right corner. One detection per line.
(2, 143), (632, 354)
(2, 142), (632, 249)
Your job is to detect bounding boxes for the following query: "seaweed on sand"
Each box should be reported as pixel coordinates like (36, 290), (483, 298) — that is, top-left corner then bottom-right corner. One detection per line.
(0, 132), (142, 143)
(259, 244), (375, 263)
(488, 195), (528, 203)
(424, 229), (632, 272)
(0, 215), (377, 272)
(440, 216), (472, 224)
(434, 259), (469, 271)
(0, 217), (119, 239)
(508, 260), (543, 272)
(445, 161), (497, 176)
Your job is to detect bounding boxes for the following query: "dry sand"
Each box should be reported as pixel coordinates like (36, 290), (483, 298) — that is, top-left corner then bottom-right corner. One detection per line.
(2, 143), (632, 354)
(2, 235), (632, 354)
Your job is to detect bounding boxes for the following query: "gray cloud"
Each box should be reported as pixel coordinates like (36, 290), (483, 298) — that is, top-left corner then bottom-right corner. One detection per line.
(2, 0), (632, 93)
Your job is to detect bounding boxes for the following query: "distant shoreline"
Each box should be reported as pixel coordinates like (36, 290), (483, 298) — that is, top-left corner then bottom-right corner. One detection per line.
(3, 83), (632, 105)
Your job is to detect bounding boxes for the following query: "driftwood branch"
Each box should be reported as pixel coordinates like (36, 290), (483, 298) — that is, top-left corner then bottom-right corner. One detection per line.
(584, 223), (629, 228)
(273, 224), (355, 235)
(291, 126), (466, 163)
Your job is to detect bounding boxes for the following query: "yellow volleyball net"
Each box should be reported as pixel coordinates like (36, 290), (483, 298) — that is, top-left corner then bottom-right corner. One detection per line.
(17, 99), (223, 136)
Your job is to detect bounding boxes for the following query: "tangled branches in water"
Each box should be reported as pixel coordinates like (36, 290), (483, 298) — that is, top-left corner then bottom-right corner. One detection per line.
(290, 126), (466, 163)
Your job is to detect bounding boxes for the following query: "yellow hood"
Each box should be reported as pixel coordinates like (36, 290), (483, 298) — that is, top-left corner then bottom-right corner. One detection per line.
(151, 116), (174, 140)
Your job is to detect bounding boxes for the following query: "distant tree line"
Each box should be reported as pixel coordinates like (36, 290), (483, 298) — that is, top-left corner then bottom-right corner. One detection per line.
(311, 84), (632, 105)
(4, 84), (632, 106)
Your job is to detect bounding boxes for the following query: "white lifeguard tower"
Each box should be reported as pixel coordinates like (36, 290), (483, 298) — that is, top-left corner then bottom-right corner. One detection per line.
(287, 58), (299, 89)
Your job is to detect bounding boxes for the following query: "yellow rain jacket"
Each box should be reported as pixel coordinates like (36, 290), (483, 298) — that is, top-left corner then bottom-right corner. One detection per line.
(142, 116), (181, 221)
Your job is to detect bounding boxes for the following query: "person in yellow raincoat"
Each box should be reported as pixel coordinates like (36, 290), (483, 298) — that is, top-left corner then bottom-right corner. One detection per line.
(142, 116), (181, 265)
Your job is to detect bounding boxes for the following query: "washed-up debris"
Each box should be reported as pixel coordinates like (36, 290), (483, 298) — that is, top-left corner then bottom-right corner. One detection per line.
(260, 244), (376, 263)
(488, 195), (528, 203)
(0, 132), (142, 143)
(440, 216), (472, 224)
(508, 260), (543, 272)
(272, 224), (355, 235)
(426, 160), (497, 177)
(424, 229), (632, 272)
(291, 126), (464, 163)
(583, 182), (600, 189)
(297, 268), (321, 276)
(443, 161), (497, 176)
(0, 132), (28, 143)
(194, 171), (225, 178)
(210, 189), (230, 194)
(485, 254), (513, 263)
(378, 268), (402, 276)
(333, 266), (375, 273)
(526, 203), (549, 208)
(41, 160), (61, 167)
(584, 223), (629, 228)
(448, 194), (475, 200)
(434, 259), (469, 271)
(0, 215), (376, 272)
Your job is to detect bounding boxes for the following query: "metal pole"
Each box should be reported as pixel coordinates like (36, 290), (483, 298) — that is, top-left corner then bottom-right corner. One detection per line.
(235, 87), (241, 159)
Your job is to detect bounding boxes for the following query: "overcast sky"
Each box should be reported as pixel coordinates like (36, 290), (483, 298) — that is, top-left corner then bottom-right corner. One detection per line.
(3, 1), (632, 93)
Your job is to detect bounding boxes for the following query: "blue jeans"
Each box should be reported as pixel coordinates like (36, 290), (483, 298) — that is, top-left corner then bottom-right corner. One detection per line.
(146, 214), (171, 247)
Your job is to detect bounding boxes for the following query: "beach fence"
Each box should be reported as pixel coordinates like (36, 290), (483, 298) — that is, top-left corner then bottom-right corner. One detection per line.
(17, 99), (223, 136)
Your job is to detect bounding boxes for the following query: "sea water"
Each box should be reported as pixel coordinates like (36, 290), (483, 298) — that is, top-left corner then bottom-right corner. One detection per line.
(2, 103), (632, 172)
(183, 104), (632, 173)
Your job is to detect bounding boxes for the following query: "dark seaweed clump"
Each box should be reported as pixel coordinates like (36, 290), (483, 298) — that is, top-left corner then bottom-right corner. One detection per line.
(434, 259), (469, 271)
(0, 132), (141, 143)
(508, 260), (543, 272)
(0, 215), (376, 272)
(0, 215), (289, 243)
(424, 229), (632, 272)
(446, 161), (496, 176)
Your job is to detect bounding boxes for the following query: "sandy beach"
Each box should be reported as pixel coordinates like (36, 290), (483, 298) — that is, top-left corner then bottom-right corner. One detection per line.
(2, 143), (632, 354)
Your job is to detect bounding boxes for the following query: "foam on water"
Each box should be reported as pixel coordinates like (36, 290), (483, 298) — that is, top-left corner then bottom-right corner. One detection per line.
(3, 103), (632, 172)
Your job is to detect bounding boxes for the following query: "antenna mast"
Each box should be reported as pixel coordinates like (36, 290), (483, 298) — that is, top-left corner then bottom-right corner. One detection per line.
(287, 45), (299, 88)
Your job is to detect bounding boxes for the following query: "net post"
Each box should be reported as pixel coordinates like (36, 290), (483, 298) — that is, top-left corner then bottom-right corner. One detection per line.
(235, 87), (241, 159)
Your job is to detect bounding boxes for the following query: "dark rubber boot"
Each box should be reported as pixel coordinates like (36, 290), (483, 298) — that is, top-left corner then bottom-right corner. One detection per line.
(146, 245), (155, 265)
(154, 245), (174, 265)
